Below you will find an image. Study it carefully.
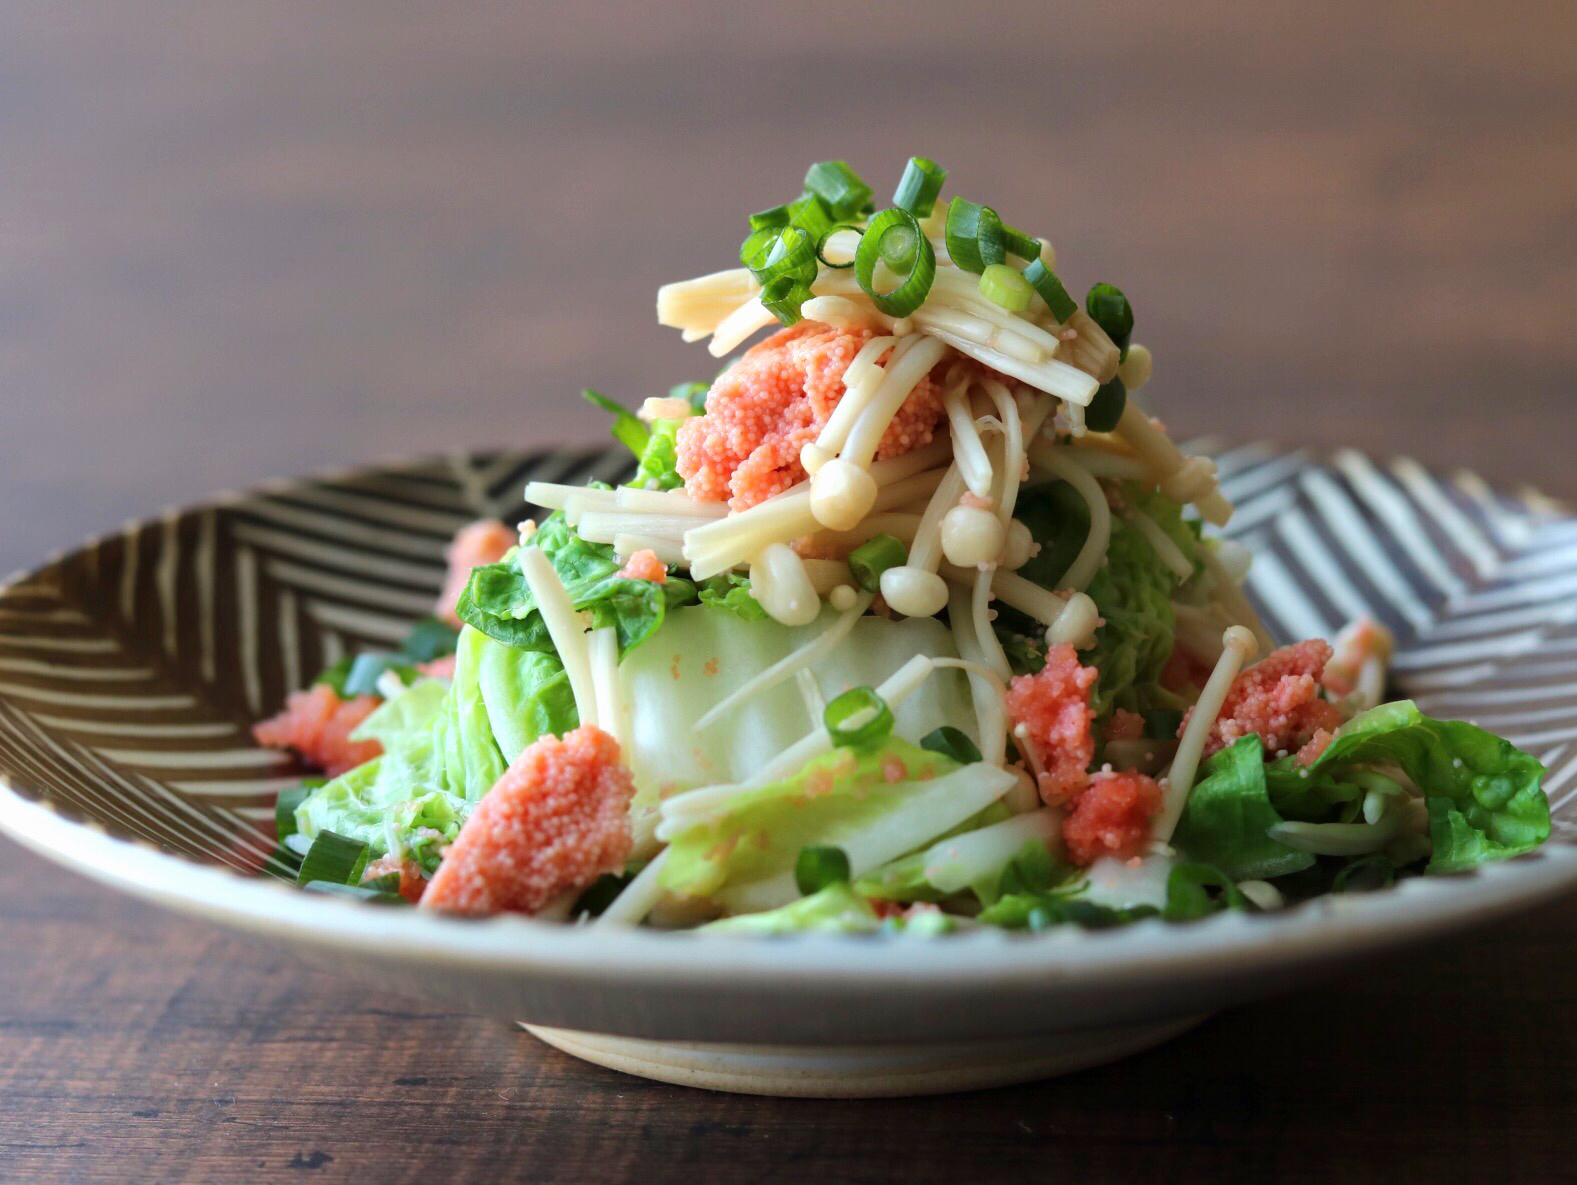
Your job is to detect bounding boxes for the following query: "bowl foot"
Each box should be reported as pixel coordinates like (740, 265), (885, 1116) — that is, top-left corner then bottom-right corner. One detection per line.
(522, 1014), (1206, 1097)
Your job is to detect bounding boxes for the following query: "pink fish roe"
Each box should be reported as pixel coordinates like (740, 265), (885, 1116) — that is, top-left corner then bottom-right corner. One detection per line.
(421, 724), (635, 917)
(615, 548), (667, 584)
(437, 520), (517, 626)
(1184, 638), (1343, 760)
(1062, 770), (1163, 866)
(252, 684), (382, 776)
(1005, 644), (1098, 805)
(676, 323), (947, 509)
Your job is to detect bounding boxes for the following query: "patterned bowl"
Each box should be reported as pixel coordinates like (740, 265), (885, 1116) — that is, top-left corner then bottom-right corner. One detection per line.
(2, 442), (1575, 1097)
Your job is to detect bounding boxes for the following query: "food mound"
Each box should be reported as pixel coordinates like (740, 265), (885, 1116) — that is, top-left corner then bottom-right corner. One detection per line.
(255, 156), (1550, 933)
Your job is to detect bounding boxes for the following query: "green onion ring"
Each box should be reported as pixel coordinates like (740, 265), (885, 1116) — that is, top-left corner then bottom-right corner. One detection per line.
(1085, 282), (1134, 357)
(1022, 258), (1079, 322)
(823, 685), (894, 748)
(919, 726), (982, 765)
(759, 275), (813, 326)
(794, 845), (852, 896)
(944, 197), (1006, 274)
(847, 533), (907, 591)
(1085, 378), (1127, 433)
(804, 160), (873, 221)
(854, 208), (936, 317)
(892, 157), (947, 217)
(296, 830), (371, 887)
(814, 223), (863, 270)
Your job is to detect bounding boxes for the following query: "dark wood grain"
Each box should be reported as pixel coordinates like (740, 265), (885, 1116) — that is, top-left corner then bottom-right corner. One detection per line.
(2, 1), (1576, 1182)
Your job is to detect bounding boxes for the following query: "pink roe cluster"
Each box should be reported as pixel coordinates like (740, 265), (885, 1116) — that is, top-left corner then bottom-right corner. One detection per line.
(1062, 771), (1164, 866)
(421, 724), (635, 917)
(1189, 638), (1343, 763)
(676, 323), (947, 509)
(615, 548), (667, 584)
(437, 520), (517, 625)
(252, 684), (383, 777)
(1005, 644), (1099, 806)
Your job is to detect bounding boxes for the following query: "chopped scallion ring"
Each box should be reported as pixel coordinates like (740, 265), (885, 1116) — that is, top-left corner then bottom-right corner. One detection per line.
(787, 192), (835, 240)
(740, 226), (818, 288)
(892, 157), (947, 217)
(748, 205), (791, 231)
(814, 223), (863, 270)
(1086, 282), (1134, 357)
(1085, 377), (1127, 433)
(978, 263), (1034, 313)
(920, 726), (983, 765)
(760, 275), (813, 326)
(854, 208), (936, 316)
(1001, 224), (1041, 260)
(847, 533), (908, 592)
(804, 160), (873, 221)
(1022, 257), (1079, 322)
(794, 844), (852, 896)
(342, 653), (417, 698)
(944, 197), (1006, 275)
(823, 686), (894, 748)
(296, 830), (370, 887)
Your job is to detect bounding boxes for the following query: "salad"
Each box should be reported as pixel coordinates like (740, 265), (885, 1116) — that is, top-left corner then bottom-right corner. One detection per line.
(255, 156), (1551, 934)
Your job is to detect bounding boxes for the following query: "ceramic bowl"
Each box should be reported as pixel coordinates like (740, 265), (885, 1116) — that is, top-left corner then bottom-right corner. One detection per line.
(2, 442), (1575, 1097)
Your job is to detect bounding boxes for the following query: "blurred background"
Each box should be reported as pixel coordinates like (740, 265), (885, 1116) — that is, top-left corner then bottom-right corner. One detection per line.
(2, 0), (1574, 574)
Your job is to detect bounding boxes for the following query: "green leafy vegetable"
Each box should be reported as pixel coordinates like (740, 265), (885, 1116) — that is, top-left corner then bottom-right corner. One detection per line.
(581, 388), (649, 458)
(696, 572), (768, 621)
(1162, 863), (1249, 920)
(1281, 701), (1548, 874)
(702, 883), (882, 935)
(1011, 480), (1193, 717)
(919, 726), (982, 765)
(1171, 736), (1316, 880)
(660, 738), (971, 907)
(457, 511), (698, 657)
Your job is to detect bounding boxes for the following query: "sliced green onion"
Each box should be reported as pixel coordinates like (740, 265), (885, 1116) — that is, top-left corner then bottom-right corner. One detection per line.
(978, 263), (1033, 313)
(794, 844), (852, 896)
(296, 830), (370, 887)
(944, 198), (1005, 274)
(892, 157), (947, 217)
(303, 881), (407, 905)
(1001, 224), (1041, 260)
(759, 275), (813, 326)
(854, 208), (936, 317)
(814, 223), (862, 270)
(1333, 854), (1397, 894)
(274, 779), (322, 843)
(1141, 708), (1184, 738)
(823, 686), (894, 748)
(1086, 282), (1134, 356)
(847, 533), (907, 592)
(342, 653), (418, 698)
(804, 161), (872, 221)
(748, 205), (791, 231)
(741, 226), (818, 288)
(787, 192), (835, 241)
(880, 221), (919, 273)
(1022, 258), (1079, 322)
(1085, 378), (1127, 434)
(920, 726), (982, 765)
(400, 616), (460, 663)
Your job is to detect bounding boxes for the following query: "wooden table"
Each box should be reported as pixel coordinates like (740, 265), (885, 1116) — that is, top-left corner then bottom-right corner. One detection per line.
(2, 3), (1574, 1181)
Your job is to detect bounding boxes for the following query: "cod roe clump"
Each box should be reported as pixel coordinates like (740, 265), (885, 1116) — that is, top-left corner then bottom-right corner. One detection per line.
(437, 520), (518, 625)
(252, 684), (382, 776)
(1005, 644), (1098, 804)
(1187, 638), (1342, 759)
(615, 548), (667, 584)
(421, 724), (635, 917)
(676, 323), (946, 509)
(1062, 770), (1163, 866)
